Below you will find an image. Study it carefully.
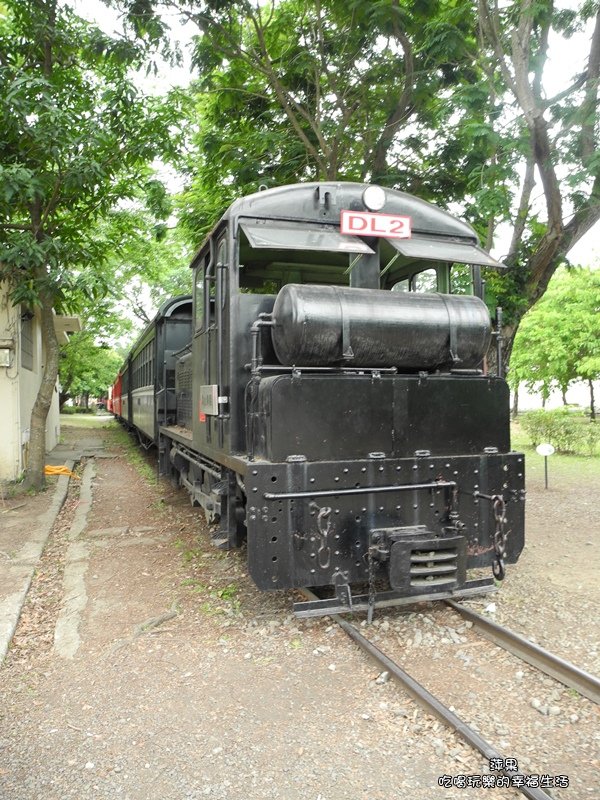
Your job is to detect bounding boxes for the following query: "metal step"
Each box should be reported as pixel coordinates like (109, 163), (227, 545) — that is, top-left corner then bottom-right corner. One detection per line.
(293, 578), (496, 619)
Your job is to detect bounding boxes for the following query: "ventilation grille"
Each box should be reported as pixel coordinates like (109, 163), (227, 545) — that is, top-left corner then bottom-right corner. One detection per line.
(379, 529), (467, 595)
(176, 358), (193, 429)
(409, 547), (459, 588)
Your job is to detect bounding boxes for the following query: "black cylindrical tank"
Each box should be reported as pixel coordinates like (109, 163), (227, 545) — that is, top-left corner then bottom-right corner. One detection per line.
(271, 284), (491, 370)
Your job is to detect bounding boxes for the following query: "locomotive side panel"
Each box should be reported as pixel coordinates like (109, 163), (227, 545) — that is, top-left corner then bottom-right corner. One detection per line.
(228, 292), (277, 455)
(156, 304), (193, 430)
(175, 350), (193, 430)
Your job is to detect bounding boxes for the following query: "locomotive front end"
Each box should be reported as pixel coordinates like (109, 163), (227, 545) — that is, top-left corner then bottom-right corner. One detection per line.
(244, 284), (525, 610)
(233, 182), (525, 614)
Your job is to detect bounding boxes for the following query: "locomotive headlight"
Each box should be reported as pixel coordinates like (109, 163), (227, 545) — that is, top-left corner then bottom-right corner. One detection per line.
(362, 185), (386, 211)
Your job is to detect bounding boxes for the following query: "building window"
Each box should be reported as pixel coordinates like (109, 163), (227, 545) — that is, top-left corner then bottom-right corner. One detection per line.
(21, 312), (34, 371)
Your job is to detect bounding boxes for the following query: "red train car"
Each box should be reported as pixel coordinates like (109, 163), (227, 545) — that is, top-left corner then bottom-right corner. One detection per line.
(111, 372), (123, 419)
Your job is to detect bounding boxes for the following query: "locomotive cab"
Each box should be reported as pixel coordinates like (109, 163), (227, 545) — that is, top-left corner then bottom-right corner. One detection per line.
(158, 183), (525, 616)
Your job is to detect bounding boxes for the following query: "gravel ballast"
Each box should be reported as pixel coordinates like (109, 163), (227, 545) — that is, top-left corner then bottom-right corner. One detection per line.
(0, 421), (598, 799)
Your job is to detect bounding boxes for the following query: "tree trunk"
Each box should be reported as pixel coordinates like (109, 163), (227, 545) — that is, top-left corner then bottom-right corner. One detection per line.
(561, 387), (568, 406)
(24, 289), (60, 490)
(590, 379), (596, 422)
(512, 384), (519, 419)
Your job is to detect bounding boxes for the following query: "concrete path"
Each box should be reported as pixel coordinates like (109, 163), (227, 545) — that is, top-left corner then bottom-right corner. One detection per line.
(0, 431), (103, 664)
(53, 461), (95, 659)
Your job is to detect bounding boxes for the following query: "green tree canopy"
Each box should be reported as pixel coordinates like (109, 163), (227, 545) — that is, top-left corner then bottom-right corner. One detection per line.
(116, 0), (504, 245)
(96, 201), (193, 328)
(508, 267), (600, 418)
(478, 1), (600, 356)
(114, 0), (600, 354)
(0, 0), (185, 487)
(190, 0), (511, 248)
(59, 333), (123, 407)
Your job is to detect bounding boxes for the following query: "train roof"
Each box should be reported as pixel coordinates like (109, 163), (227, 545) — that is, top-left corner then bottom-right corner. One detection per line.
(229, 183), (476, 238)
(191, 182), (506, 269)
(118, 295), (193, 373)
(156, 295), (193, 319)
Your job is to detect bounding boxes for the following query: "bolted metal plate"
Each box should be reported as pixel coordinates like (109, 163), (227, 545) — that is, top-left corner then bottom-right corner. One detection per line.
(245, 452), (525, 591)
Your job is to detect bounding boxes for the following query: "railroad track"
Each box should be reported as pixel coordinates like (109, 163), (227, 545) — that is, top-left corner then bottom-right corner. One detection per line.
(444, 600), (600, 706)
(301, 589), (600, 800)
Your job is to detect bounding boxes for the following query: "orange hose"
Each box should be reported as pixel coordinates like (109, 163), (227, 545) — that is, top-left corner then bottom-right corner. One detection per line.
(44, 465), (80, 479)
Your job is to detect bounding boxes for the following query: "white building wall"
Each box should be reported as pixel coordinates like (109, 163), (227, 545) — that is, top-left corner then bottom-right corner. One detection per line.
(0, 290), (21, 481)
(0, 285), (61, 482)
(18, 314), (39, 474)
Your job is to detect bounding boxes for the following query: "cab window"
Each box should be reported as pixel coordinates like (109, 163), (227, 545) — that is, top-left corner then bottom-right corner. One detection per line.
(216, 238), (227, 268)
(194, 253), (207, 331)
(450, 264), (473, 295)
(410, 268), (437, 293)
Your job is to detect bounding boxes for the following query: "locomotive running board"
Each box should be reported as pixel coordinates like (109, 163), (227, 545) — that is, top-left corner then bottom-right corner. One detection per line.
(293, 577), (495, 619)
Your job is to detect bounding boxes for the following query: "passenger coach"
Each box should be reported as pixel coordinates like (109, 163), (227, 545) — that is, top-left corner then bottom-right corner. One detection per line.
(112, 296), (192, 442)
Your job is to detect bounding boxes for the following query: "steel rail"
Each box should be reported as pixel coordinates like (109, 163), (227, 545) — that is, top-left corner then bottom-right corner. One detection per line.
(445, 600), (600, 705)
(301, 590), (553, 800)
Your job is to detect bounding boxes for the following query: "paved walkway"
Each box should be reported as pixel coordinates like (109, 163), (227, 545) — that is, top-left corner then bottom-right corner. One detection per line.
(0, 424), (106, 664)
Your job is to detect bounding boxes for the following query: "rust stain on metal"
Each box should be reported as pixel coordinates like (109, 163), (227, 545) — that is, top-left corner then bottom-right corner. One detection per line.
(467, 544), (494, 556)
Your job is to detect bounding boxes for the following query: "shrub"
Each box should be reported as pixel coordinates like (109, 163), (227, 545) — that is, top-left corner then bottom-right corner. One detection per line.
(520, 409), (599, 455)
(60, 406), (95, 415)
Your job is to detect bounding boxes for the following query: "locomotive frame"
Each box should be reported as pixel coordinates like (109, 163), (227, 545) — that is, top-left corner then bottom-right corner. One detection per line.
(111, 182), (525, 617)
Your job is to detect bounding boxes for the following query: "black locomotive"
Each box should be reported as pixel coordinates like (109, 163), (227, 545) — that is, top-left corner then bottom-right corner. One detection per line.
(111, 182), (525, 617)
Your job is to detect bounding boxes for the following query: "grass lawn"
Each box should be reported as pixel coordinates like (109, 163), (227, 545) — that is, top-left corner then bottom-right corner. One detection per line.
(60, 412), (116, 429)
(511, 419), (599, 485)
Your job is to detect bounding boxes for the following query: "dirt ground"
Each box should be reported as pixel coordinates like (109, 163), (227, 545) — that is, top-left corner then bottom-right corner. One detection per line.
(0, 418), (598, 800)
